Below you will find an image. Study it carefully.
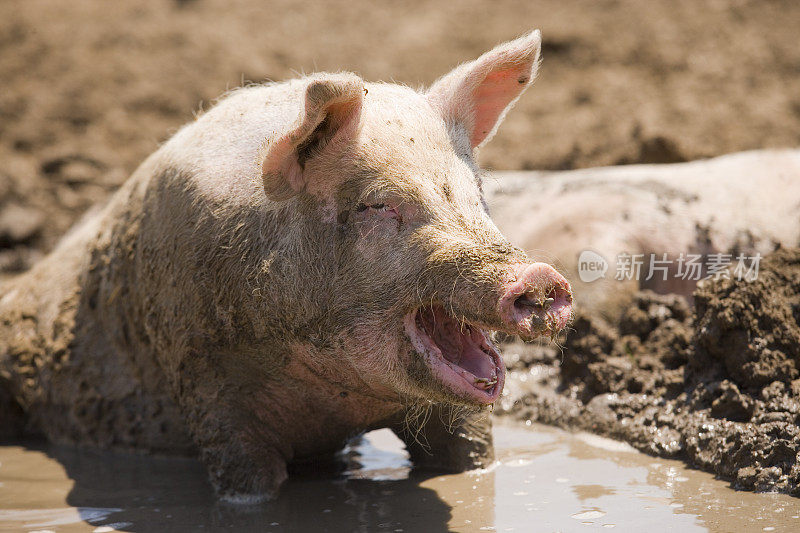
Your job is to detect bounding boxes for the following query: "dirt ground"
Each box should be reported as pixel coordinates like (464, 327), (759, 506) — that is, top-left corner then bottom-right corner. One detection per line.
(1, 0), (800, 276)
(499, 248), (800, 495)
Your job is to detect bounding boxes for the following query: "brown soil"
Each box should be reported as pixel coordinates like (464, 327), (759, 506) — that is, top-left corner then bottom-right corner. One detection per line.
(499, 247), (800, 495)
(1, 0), (800, 277)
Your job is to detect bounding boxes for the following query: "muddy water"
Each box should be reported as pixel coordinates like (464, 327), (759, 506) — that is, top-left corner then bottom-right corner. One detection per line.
(0, 420), (797, 532)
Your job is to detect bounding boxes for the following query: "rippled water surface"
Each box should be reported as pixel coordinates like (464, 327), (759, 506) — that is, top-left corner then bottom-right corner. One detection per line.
(0, 419), (797, 532)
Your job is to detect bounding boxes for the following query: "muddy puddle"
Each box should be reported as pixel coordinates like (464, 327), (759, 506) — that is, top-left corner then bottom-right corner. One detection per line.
(0, 419), (797, 532)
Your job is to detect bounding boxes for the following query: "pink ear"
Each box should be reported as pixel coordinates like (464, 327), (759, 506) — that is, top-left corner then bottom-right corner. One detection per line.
(426, 30), (541, 149)
(262, 73), (364, 201)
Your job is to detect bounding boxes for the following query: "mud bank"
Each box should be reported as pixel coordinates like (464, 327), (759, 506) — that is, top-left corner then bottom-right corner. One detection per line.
(498, 247), (800, 495)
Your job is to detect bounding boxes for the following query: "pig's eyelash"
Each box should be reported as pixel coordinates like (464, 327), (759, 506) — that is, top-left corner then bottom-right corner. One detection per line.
(353, 202), (401, 226)
(355, 202), (387, 212)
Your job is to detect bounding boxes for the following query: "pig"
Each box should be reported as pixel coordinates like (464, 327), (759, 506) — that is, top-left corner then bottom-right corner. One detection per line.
(0, 30), (573, 501)
(484, 149), (800, 318)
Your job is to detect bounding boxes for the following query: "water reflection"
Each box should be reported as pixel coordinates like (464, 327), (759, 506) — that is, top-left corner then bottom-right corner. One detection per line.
(0, 430), (467, 532)
(1, 422), (799, 532)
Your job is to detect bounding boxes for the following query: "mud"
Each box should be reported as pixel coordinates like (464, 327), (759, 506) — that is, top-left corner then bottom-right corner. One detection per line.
(498, 247), (800, 495)
(2, 420), (799, 532)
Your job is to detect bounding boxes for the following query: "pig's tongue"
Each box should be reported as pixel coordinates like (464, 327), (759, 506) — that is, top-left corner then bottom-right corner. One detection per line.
(417, 305), (496, 382)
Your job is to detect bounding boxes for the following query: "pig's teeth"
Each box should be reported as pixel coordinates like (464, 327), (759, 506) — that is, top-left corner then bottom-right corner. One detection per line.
(543, 297), (555, 310)
(474, 377), (497, 390)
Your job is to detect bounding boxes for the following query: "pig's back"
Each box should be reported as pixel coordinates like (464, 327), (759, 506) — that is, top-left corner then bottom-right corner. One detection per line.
(157, 82), (305, 207)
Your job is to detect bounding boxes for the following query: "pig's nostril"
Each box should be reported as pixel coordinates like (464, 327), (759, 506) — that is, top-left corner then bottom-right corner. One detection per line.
(512, 286), (572, 322)
(514, 294), (552, 312)
(499, 263), (574, 339)
(514, 295), (537, 310)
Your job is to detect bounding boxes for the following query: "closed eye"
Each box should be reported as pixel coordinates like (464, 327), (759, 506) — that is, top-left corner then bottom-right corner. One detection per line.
(353, 202), (401, 223)
(356, 202), (387, 212)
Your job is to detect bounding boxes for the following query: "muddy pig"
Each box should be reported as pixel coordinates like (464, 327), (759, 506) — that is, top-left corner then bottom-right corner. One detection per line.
(485, 149), (800, 318)
(0, 30), (573, 501)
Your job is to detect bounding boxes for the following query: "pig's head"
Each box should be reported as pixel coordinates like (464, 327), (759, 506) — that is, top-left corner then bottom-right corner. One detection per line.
(260, 30), (572, 408)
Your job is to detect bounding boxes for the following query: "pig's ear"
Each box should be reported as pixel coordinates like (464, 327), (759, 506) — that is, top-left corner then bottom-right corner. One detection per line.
(426, 30), (541, 149)
(262, 73), (364, 201)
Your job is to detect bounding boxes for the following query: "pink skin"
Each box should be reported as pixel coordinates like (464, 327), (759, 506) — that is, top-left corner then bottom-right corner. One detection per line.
(498, 263), (573, 339)
(404, 309), (506, 404)
(404, 262), (573, 405)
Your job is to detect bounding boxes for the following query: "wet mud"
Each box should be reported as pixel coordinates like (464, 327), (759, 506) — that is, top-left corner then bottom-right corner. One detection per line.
(2, 421), (798, 532)
(498, 247), (800, 495)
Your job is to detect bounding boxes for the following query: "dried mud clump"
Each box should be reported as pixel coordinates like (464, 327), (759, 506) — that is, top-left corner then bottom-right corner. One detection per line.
(499, 247), (800, 495)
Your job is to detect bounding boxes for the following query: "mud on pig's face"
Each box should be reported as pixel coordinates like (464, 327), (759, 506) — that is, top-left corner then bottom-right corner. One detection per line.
(261, 30), (573, 406)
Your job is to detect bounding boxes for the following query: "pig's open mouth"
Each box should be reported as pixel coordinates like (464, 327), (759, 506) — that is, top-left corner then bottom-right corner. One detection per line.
(403, 305), (505, 404)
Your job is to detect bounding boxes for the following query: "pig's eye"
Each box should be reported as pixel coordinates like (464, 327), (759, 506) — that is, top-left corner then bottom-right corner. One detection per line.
(356, 202), (387, 212)
(353, 202), (402, 224)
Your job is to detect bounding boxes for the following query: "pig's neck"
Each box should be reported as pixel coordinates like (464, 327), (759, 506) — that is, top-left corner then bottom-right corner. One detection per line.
(246, 346), (404, 460)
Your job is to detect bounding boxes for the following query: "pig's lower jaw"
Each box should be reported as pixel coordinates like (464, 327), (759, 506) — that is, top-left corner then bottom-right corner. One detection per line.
(403, 305), (505, 405)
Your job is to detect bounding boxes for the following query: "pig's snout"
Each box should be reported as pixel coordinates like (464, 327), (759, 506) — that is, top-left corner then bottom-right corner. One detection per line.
(498, 263), (573, 339)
